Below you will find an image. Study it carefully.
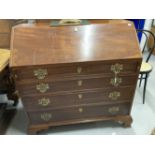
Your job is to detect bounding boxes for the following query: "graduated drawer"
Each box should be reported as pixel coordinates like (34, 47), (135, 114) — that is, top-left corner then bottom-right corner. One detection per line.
(13, 61), (139, 81)
(16, 75), (137, 96)
(22, 87), (135, 111)
(27, 103), (130, 125)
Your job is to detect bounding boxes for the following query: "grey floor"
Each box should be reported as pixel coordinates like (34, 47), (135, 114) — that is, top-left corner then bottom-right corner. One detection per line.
(1, 53), (155, 135)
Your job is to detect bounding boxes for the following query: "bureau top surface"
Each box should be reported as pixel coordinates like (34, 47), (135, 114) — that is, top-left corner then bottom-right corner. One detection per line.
(10, 20), (142, 68)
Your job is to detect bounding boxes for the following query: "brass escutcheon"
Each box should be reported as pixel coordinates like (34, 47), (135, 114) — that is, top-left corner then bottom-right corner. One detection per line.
(77, 80), (83, 86)
(36, 83), (49, 93)
(38, 98), (51, 106)
(78, 94), (83, 99)
(111, 63), (123, 74)
(34, 69), (48, 80)
(77, 67), (82, 74)
(110, 77), (122, 87)
(78, 108), (83, 113)
(109, 91), (120, 100)
(40, 113), (52, 121)
(108, 106), (120, 114)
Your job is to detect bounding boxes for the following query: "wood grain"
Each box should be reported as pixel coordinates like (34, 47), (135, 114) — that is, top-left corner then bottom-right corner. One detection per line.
(27, 103), (131, 125)
(10, 20), (142, 134)
(22, 86), (135, 111)
(10, 20), (141, 67)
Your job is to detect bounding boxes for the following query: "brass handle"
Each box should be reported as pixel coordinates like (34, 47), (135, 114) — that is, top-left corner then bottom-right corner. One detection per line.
(59, 19), (82, 25)
(38, 98), (51, 106)
(78, 108), (83, 113)
(110, 77), (122, 87)
(109, 91), (120, 100)
(77, 80), (83, 86)
(108, 106), (120, 114)
(34, 69), (48, 80)
(111, 64), (123, 87)
(77, 67), (82, 74)
(36, 83), (49, 93)
(78, 94), (83, 99)
(40, 113), (52, 121)
(111, 63), (123, 74)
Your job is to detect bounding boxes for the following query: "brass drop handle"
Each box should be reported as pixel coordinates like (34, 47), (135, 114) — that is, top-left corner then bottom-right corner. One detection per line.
(36, 83), (49, 93)
(111, 63), (123, 74)
(109, 91), (120, 100)
(110, 77), (122, 87)
(40, 113), (52, 121)
(38, 98), (51, 106)
(110, 63), (123, 87)
(34, 69), (48, 80)
(108, 106), (120, 114)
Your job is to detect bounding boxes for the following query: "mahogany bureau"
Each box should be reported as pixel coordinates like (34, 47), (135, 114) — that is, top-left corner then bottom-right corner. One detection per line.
(10, 20), (142, 134)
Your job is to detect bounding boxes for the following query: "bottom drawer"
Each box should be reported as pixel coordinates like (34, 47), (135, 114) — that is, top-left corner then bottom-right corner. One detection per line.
(27, 103), (130, 125)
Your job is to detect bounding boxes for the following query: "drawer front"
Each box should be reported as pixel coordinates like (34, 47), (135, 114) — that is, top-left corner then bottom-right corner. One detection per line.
(22, 87), (135, 110)
(13, 61), (139, 80)
(27, 103), (130, 125)
(16, 76), (137, 96)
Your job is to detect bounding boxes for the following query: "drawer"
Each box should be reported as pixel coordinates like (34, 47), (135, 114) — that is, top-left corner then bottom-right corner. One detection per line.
(16, 75), (137, 96)
(27, 103), (130, 125)
(13, 61), (139, 81)
(22, 87), (135, 111)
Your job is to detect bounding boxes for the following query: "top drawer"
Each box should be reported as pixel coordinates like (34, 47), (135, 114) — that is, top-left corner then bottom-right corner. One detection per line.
(13, 61), (139, 81)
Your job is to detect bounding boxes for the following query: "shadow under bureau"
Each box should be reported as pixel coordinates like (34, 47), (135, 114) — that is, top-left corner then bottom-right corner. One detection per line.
(10, 20), (142, 134)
